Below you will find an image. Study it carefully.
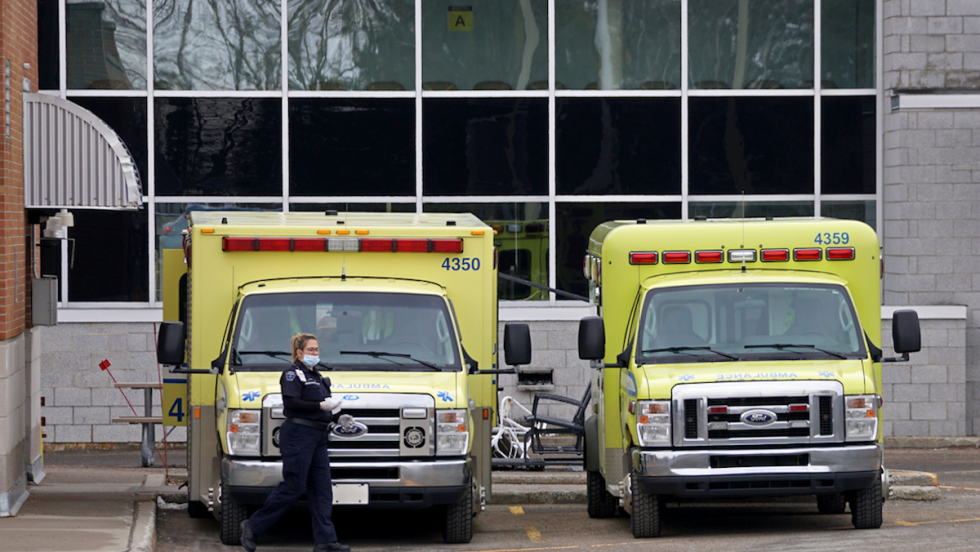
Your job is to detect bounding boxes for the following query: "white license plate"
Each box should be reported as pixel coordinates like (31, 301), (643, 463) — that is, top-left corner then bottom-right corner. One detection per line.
(332, 483), (368, 505)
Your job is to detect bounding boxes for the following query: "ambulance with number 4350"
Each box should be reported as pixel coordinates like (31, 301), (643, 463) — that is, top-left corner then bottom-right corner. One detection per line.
(577, 217), (921, 538)
(156, 211), (531, 545)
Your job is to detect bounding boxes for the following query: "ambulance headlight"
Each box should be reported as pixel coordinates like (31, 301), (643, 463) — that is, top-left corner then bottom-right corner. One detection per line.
(436, 409), (469, 456)
(845, 395), (879, 442)
(635, 401), (671, 447)
(227, 409), (262, 456)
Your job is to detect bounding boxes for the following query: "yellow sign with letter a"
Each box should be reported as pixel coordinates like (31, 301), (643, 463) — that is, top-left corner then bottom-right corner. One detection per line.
(448, 6), (473, 31)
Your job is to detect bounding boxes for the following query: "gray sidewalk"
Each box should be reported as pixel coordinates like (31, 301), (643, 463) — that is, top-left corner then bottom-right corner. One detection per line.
(1, 442), (967, 552)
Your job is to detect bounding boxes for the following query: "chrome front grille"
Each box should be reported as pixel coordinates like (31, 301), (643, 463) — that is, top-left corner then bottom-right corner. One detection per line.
(673, 381), (844, 447)
(261, 393), (435, 458)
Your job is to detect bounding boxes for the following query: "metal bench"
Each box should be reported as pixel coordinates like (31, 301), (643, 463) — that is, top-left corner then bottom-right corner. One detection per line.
(110, 382), (162, 467)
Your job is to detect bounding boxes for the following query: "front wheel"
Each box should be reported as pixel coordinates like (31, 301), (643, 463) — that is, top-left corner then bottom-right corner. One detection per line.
(630, 471), (663, 538)
(219, 476), (248, 545)
(587, 470), (619, 518)
(442, 479), (474, 543)
(850, 476), (883, 529)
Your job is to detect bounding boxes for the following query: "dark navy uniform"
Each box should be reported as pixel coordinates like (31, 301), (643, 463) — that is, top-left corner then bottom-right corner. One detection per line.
(247, 361), (338, 545)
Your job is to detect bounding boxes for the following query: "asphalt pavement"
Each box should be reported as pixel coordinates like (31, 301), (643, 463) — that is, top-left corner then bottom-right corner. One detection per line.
(1, 443), (977, 552)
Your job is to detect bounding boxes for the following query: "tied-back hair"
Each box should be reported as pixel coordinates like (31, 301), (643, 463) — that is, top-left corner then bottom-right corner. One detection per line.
(291, 333), (318, 364)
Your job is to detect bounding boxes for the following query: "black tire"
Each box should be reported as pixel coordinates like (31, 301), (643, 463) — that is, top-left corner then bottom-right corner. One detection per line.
(630, 471), (662, 538)
(187, 500), (210, 519)
(219, 478), (248, 545)
(587, 470), (619, 518)
(817, 493), (848, 514)
(442, 479), (474, 543)
(850, 476), (883, 529)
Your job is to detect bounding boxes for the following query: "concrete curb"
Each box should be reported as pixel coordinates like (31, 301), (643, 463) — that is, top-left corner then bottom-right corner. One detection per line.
(888, 470), (941, 502)
(130, 499), (156, 552)
(885, 436), (980, 449)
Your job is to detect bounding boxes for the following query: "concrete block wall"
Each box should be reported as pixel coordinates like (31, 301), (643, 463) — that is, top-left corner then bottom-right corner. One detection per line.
(883, 0), (980, 435)
(497, 321), (590, 424)
(881, 315), (967, 437)
(39, 323), (186, 444)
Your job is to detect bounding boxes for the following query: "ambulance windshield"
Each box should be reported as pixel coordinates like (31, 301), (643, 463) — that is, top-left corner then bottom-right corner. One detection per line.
(232, 292), (462, 371)
(635, 283), (865, 364)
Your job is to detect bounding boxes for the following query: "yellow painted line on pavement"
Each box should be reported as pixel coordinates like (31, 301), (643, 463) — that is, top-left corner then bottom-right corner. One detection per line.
(886, 517), (980, 527)
(468, 546), (577, 552)
(510, 506), (525, 515)
(526, 526), (543, 542)
(939, 485), (980, 491)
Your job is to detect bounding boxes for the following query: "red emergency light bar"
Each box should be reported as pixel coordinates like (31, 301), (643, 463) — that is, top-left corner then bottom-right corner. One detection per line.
(761, 249), (789, 262)
(695, 250), (723, 264)
(223, 236), (464, 254)
(663, 251), (691, 264)
(793, 248), (822, 261)
(629, 252), (658, 265)
(826, 247), (855, 260)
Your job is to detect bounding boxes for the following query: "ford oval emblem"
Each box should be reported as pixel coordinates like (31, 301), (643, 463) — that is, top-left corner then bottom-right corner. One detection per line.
(741, 409), (777, 426)
(343, 395), (359, 401)
(331, 414), (368, 438)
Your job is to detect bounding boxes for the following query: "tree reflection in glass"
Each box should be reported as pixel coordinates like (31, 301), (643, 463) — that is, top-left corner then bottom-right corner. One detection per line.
(153, 0), (281, 90)
(288, 0), (415, 91)
(67, 0), (147, 89)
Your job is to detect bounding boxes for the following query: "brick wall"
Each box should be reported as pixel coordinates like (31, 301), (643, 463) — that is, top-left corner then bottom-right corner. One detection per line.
(883, 0), (980, 435)
(0, 0), (40, 516)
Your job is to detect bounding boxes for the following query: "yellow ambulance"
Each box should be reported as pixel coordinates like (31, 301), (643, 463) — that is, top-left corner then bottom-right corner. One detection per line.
(577, 217), (921, 537)
(156, 211), (530, 545)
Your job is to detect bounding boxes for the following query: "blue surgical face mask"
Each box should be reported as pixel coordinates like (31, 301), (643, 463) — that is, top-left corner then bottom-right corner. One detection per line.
(301, 355), (319, 367)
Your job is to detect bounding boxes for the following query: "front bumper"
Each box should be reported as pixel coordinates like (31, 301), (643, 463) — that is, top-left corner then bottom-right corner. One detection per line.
(222, 457), (470, 507)
(632, 443), (881, 497)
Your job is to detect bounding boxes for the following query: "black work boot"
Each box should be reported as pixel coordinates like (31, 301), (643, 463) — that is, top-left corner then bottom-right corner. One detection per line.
(313, 542), (351, 552)
(240, 519), (257, 552)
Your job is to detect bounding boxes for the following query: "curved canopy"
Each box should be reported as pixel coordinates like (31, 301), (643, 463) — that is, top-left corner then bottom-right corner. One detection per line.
(23, 93), (142, 210)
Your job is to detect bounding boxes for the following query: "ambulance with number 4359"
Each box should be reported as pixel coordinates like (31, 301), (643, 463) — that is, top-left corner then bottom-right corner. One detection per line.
(156, 211), (531, 545)
(577, 217), (921, 538)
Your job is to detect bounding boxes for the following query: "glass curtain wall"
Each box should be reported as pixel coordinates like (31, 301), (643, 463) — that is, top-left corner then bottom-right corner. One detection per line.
(39, 0), (878, 309)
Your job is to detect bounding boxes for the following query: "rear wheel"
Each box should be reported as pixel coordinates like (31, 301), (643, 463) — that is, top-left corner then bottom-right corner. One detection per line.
(629, 471), (662, 538)
(850, 476), (883, 529)
(587, 470), (619, 518)
(442, 478), (474, 543)
(817, 493), (847, 514)
(219, 476), (248, 545)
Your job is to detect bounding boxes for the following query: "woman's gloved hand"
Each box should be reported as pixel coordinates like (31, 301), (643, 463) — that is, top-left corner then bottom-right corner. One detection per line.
(320, 397), (343, 414)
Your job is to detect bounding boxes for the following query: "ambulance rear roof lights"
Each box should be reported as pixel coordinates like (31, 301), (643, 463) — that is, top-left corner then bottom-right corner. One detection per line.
(222, 236), (464, 254)
(827, 247), (856, 261)
(727, 249), (757, 263)
(761, 249), (790, 262)
(663, 251), (691, 264)
(793, 248), (822, 261)
(629, 252), (658, 265)
(695, 250), (723, 264)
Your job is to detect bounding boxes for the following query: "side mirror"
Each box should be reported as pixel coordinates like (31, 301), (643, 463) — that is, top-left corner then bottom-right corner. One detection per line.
(892, 310), (921, 354)
(503, 323), (532, 366)
(578, 316), (605, 360)
(157, 322), (186, 365)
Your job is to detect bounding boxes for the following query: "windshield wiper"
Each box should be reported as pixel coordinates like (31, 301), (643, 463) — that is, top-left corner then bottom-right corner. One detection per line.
(237, 350), (293, 361)
(641, 346), (739, 361)
(743, 343), (847, 360)
(339, 350), (441, 371)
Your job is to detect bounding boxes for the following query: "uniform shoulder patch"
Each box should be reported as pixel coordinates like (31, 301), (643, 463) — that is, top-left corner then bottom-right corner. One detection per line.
(286, 372), (296, 381)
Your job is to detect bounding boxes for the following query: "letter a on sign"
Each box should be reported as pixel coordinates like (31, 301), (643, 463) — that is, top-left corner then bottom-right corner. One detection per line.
(448, 6), (473, 31)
